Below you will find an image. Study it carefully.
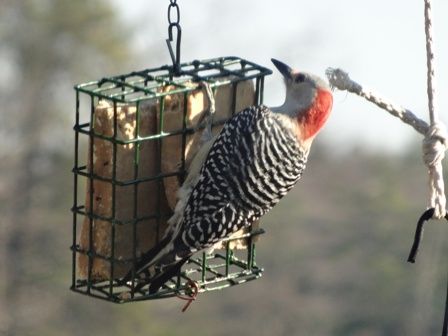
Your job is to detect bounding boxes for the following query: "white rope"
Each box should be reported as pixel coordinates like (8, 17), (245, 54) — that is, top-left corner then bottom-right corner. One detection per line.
(423, 124), (447, 217)
(424, 0), (437, 125)
(325, 68), (429, 135)
(326, 66), (447, 218)
(423, 0), (446, 218)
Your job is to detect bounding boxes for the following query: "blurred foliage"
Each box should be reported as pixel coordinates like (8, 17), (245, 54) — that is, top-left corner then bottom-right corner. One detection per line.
(1, 1), (448, 336)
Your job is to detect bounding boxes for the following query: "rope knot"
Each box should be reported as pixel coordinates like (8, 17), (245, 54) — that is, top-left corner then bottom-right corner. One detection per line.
(423, 123), (447, 166)
(422, 122), (447, 218)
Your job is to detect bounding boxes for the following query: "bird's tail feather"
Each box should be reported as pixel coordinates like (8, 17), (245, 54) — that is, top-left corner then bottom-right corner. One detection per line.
(121, 234), (172, 285)
(131, 257), (189, 294)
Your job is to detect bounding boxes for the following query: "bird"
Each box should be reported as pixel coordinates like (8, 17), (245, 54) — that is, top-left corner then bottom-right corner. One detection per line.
(122, 58), (333, 294)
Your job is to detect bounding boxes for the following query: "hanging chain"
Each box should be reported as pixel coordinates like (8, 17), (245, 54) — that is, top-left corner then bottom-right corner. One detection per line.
(166, 0), (182, 76)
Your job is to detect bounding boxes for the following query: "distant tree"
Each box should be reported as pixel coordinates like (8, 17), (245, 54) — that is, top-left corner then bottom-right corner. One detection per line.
(0, 1), (132, 334)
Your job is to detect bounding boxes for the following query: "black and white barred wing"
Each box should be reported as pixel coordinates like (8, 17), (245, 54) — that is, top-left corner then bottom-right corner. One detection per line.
(177, 105), (307, 253)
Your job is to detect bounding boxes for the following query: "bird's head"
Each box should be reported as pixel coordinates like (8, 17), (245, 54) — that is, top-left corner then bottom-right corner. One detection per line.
(271, 58), (333, 143)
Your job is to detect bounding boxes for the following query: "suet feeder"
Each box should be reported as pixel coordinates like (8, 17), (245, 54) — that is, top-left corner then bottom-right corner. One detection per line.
(71, 56), (272, 303)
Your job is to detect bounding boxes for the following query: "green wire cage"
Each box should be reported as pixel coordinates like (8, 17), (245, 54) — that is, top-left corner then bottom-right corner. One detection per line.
(71, 56), (272, 303)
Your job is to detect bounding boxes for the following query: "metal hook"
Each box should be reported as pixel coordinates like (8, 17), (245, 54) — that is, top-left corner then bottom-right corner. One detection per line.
(166, 23), (182, 76)
(407, 207), (448, 336)
(407, 208), (448, 263)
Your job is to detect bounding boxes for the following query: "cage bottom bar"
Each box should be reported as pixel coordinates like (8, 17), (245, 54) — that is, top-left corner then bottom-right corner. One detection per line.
(71, 251), (263, 304)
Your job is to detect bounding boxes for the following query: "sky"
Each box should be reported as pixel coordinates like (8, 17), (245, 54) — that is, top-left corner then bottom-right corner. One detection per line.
(113, 0), (448, 154)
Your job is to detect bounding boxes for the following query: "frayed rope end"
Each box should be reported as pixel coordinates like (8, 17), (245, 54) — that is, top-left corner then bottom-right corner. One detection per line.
(326, 67), (358, 92)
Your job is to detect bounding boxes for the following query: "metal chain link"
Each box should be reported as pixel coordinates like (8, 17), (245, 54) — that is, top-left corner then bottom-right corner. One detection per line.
(166, 0), (182, 76)
(168, 0), (180, 25)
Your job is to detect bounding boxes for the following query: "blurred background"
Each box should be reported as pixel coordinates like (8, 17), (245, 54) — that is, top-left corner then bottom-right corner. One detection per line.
(1, 0), (448, 335)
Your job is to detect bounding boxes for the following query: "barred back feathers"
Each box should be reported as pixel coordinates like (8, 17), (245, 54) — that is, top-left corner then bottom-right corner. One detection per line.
(174, 105), (307, 257)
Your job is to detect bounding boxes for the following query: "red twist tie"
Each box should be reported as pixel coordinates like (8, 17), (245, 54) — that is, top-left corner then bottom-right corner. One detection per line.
(176, 279), (199, 312)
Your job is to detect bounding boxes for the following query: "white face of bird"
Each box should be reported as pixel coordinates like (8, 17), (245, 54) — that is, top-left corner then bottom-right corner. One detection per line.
(271, 58), (333, 141)
(272, 59), (327, 112)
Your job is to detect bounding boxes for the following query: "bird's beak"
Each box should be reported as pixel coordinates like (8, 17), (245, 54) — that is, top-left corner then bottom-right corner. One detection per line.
(271, 58), (293, 80)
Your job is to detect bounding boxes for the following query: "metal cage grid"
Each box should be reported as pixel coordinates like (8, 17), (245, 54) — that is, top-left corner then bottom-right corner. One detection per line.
(71, 56), (272, 303)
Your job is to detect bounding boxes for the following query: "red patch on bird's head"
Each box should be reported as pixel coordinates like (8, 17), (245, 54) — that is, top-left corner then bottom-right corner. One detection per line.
(298, 89), (333, 141)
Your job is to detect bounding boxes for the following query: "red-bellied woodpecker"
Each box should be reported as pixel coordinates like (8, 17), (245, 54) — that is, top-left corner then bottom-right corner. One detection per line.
(123, 59), (333, 294)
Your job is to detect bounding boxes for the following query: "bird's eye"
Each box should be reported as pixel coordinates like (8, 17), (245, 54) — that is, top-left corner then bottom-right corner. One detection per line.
(295, 74), (306, 83)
